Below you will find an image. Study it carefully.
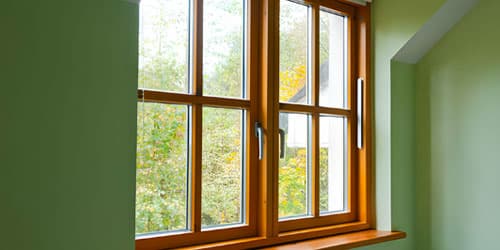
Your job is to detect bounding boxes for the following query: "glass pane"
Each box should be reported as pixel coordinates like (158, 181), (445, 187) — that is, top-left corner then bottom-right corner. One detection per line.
(279, 0), (310, 104)
(203, 0), (245, 98)
(279, 112), (311, 218)
(202, 107), (244, 228)
(319, 10), (346, 108)
(139, 0), (189, 93)
(136, 103), (189, 234)
(319, 116), (347, 214)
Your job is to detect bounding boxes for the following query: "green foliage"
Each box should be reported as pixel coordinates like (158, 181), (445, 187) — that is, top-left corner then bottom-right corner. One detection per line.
(136, 104), (188, 233)
(279, 1), (308, 102)
(279, 148), (308, 217)
(319, 148), (329, 211)
(139, 0), (188, 92)
(201, 108), (242, 226)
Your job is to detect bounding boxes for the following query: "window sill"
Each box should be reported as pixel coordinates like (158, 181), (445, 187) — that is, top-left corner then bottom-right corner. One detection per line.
(262, 230), (406, 249)
(173, 230), (405, 250)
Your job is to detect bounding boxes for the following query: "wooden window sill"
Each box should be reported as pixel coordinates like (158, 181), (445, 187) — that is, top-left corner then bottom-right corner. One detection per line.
(174, 230), (405, 250)
(262, 230), (406, 250)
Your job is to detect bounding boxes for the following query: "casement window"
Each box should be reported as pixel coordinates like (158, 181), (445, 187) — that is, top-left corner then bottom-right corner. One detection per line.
(135, 0), (372, 249)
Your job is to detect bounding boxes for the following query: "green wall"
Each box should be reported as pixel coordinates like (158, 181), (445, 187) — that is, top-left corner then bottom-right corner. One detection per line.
(0, 1), (138, 249)
(358, 61), (418, 250)
(416, 0), (500, 249)
(357, 0), (445, 249)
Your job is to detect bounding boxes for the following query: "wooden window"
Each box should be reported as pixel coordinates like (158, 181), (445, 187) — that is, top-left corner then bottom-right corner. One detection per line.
(136, 0), (372, 249)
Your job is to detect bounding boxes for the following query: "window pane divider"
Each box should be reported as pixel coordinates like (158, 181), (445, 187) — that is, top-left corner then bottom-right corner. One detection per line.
(311, 1), (321, 218)
(191, 0), (204, 233)
(279, 103), (351, 116)
(137, 89), (251, 109)
(191, 105), (203, 233)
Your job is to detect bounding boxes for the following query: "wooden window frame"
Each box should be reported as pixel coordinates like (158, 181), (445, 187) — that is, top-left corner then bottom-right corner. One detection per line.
(135, 0), (373, 249)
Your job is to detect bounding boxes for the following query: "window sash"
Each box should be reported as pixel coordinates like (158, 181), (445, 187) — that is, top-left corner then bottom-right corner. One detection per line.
(136, 0), (258, 245)
(276, 0), (356, 233)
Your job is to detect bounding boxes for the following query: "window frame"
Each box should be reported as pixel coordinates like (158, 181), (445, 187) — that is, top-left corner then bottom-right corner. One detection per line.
(135, 0), (372, 248)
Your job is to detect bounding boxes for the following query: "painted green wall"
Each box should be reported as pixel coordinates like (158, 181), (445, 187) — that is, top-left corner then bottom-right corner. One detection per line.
(357, 0), (445, 249)
(416, 0), (500, 249)
(389, 60), (417, 248)
(0, 1), (138, 249)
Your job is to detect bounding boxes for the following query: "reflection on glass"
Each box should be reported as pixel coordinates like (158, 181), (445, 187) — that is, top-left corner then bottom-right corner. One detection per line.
(203, 0), (245, 98)
(279, 112), (311, 218)
(139, 0), (189, 93)
(319, 9), (346, 108)
(319, 116), (346, 214)
(136, 103), (189, 234)
(202, 107), (244, 228)
(279, 0), (310, 104)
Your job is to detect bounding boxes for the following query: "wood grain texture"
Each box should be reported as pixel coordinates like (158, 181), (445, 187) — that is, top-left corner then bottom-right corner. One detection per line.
(279, 103), (351, 117)
(138, 89), (251, 109)
(262, 230), (406, 250)
(257, 0), (280, 239)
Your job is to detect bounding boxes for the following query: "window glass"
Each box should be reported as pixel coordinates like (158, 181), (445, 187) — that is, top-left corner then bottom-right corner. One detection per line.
(139, 0), (189, 93)
(319, 115), (347, 214)
(319, 9), (347, 108)
(203, 0), (245, 98)
(279, 0), (310, 104)
(136, 103), (190, 234)
(202, 107), (245, 228)
(279, 112), (312, 219)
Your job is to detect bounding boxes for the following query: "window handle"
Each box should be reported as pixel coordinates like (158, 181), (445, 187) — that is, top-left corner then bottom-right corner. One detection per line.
(279, 129), (285, 159)
(255, 122), (264, 160)
(357, 78), (363, 149)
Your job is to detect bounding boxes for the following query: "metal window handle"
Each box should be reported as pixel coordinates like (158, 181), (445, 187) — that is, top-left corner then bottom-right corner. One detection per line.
(255, 122), (264, 160)
(357, 78), (363, 149)
(279, 129), (285, 159)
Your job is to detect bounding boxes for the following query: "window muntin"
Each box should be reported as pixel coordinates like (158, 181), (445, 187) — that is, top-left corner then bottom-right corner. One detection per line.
(136, 0), (370, 248)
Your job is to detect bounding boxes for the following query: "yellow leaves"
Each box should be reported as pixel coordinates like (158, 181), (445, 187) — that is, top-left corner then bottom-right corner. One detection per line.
(225, 151), (238, 164)
(279, 64), (307, 101)
(278, 147), (308, 217)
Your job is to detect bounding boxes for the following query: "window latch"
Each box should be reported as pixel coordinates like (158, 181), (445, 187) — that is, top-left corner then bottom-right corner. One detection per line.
(279, 129), (285, 159)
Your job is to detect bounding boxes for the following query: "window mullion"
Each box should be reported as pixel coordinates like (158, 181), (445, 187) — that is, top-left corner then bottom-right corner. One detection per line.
(311, 3), (321, 218)
(190, 0), (204, 233)
(247, 0), (259, 233)
(191, 106), (203, 233)
(312, 112), (320, 217)
(257, 0), (280, 238)
(311, 4), (320, 107)
(192, 0), (203, 97)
